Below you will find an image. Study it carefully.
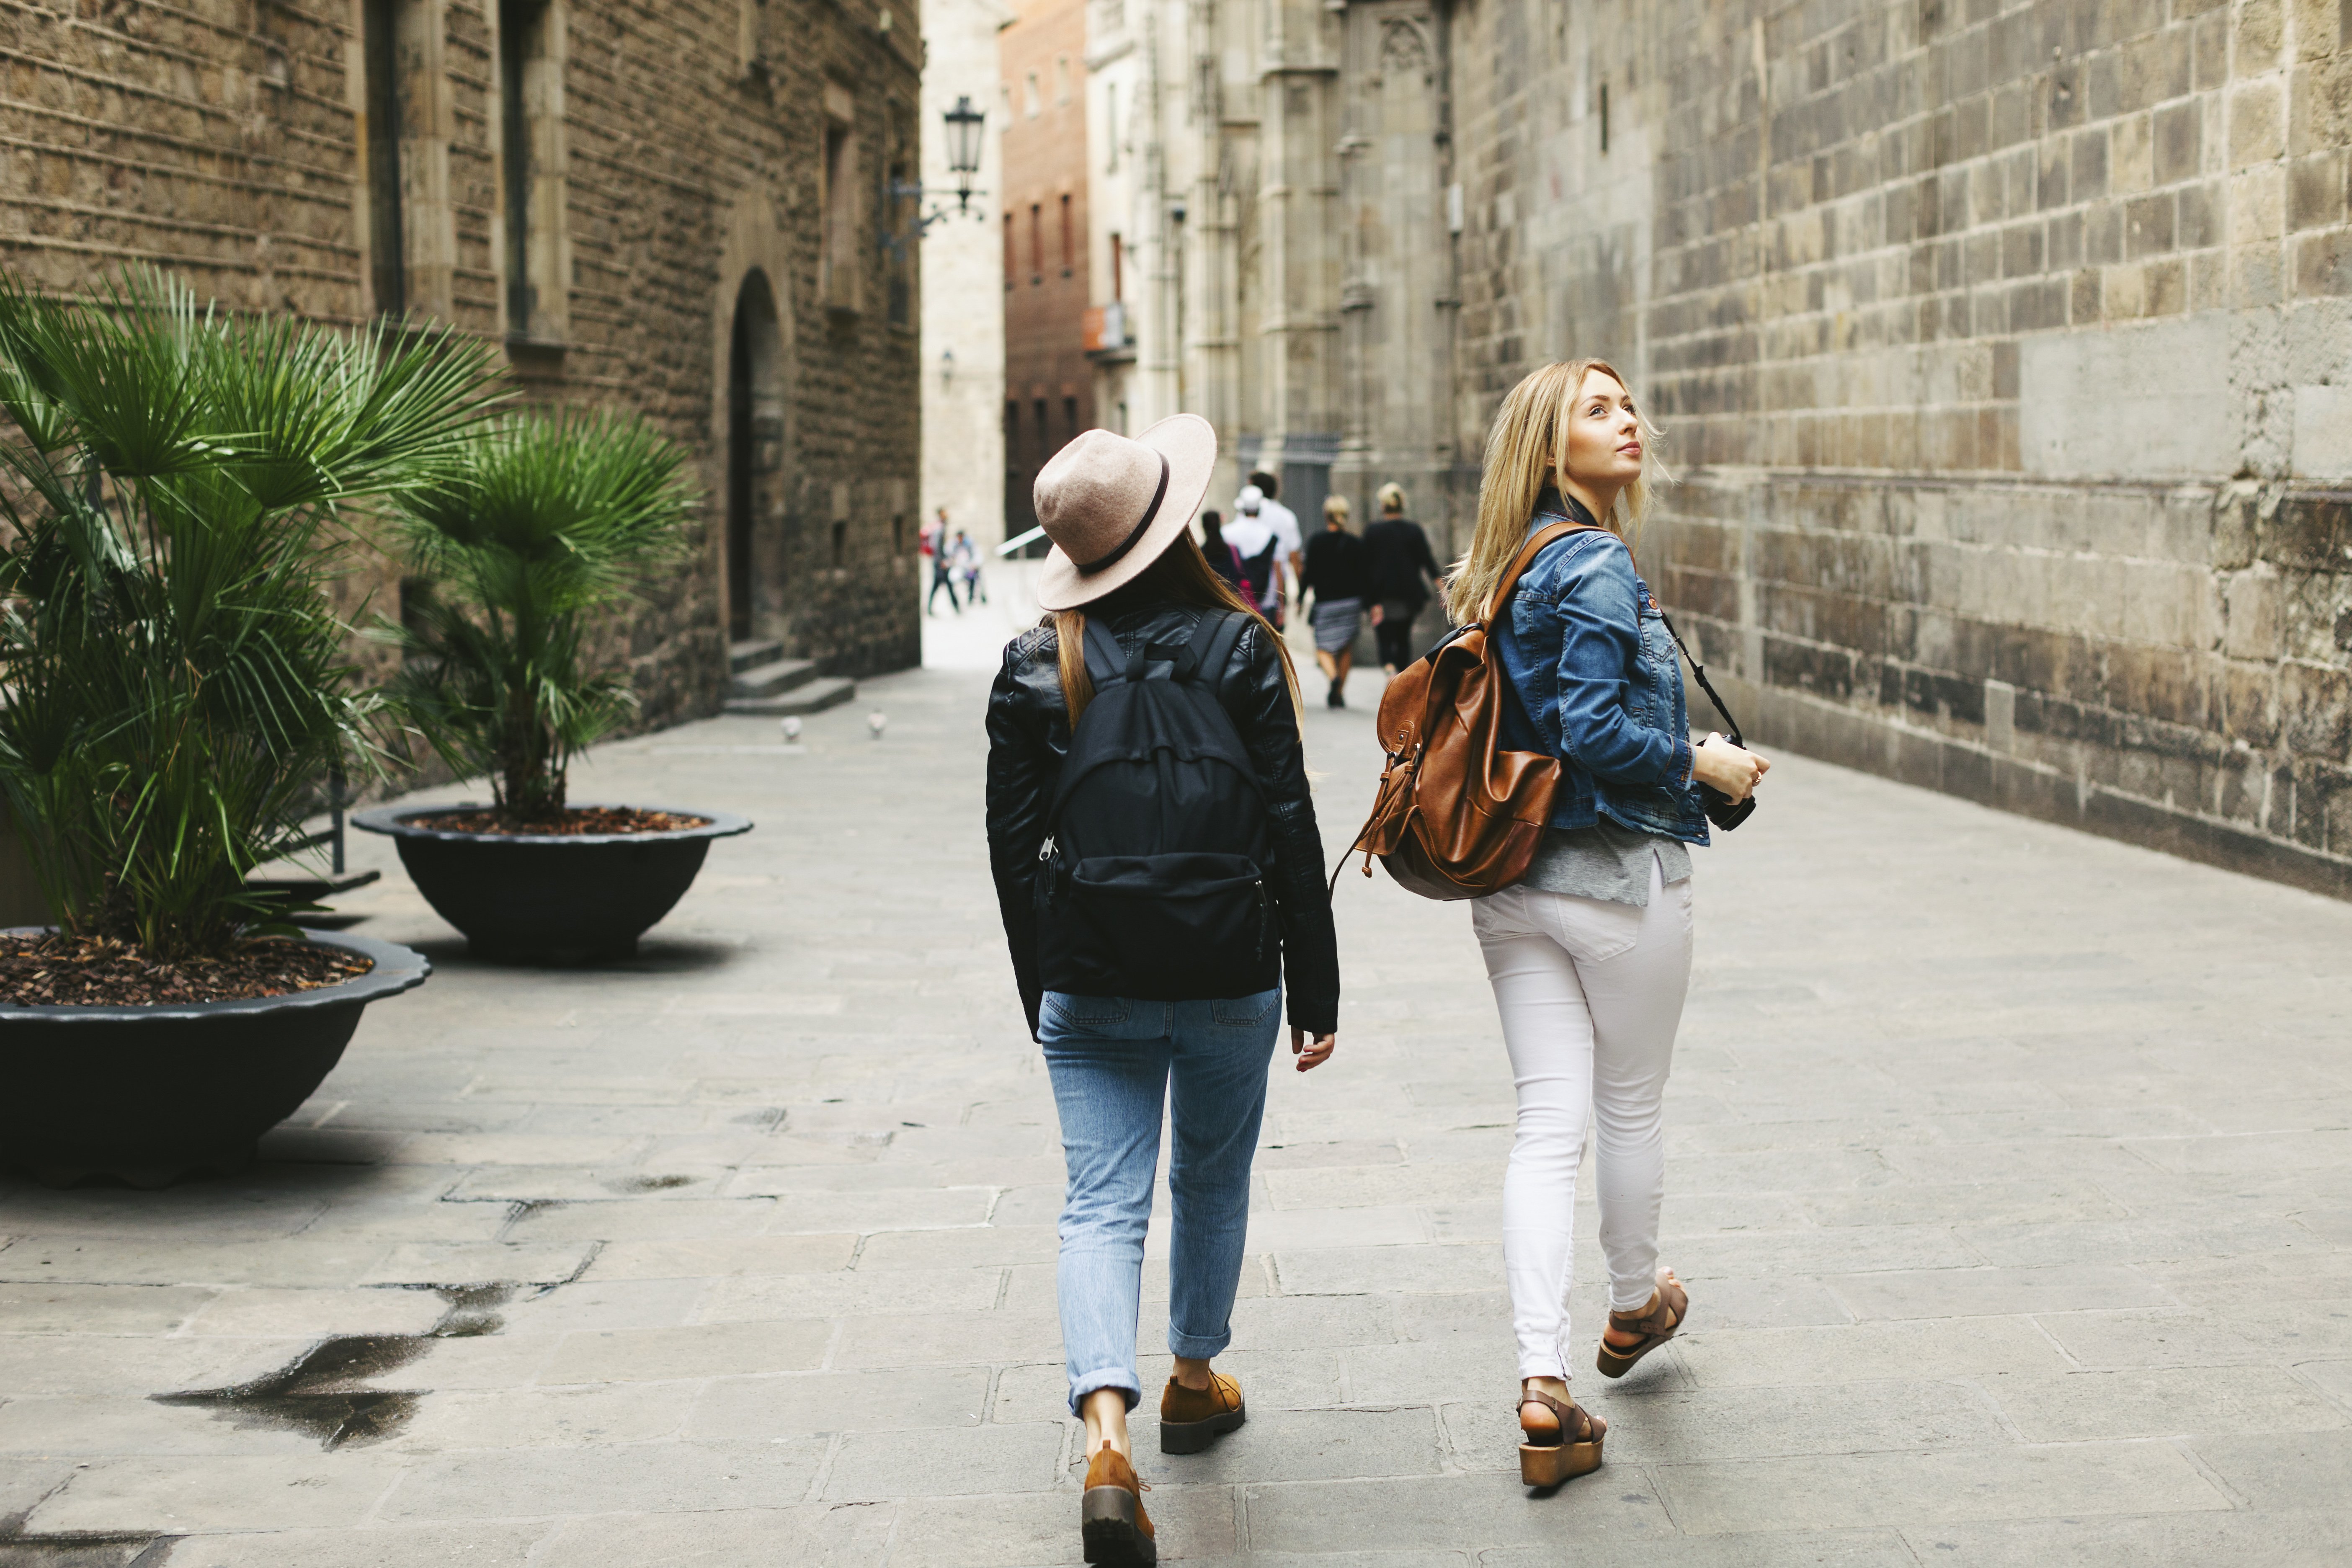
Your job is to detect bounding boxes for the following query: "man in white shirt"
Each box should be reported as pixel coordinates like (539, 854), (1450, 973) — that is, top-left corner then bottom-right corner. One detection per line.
(1221, 487), (1278, 616)
(1248, 470), (1304, 628)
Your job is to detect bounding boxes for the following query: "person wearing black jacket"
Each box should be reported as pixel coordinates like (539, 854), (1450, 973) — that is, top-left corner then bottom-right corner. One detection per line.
(1364, 483), (1444, 672)
(986, 417), (1339, 1568)
(1298, 493), (1372, 707)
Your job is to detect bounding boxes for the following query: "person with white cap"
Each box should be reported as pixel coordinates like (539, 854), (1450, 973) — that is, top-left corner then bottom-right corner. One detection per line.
(1217, 484), (1282, 617)
(986, 415), (1341, 1566)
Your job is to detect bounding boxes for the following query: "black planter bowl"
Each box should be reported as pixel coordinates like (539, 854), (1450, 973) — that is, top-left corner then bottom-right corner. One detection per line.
(353, 803), (753, 965)
(0, 928), (430, 1188)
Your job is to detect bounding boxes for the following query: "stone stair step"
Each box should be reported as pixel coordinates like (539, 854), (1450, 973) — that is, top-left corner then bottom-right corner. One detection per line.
(728, 638), (784, 676)
(728, 657), (819, 699)
(723, 676), (856, 717)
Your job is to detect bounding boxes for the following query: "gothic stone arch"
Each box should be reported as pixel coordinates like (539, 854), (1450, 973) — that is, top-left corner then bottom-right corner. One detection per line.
(710, 190), (796, 645)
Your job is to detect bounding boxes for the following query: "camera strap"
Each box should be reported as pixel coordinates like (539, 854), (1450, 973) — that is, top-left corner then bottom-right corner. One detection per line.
(1656, 607), (1744, 749)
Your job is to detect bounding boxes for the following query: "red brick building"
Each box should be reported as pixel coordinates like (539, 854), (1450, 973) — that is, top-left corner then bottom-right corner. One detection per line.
(998, 0), (1091, 533)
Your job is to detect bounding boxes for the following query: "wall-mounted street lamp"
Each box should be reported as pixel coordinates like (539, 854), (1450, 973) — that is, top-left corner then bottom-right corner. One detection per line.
(941, 96), (986, 211)
(890, 95), (989, 240)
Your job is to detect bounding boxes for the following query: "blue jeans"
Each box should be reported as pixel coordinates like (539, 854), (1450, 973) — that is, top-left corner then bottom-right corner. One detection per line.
(1039, 987), (1282, 1416)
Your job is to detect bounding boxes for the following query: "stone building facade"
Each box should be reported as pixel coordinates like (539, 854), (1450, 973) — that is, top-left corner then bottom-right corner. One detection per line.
(0, 0), (923, 715)
(1106, 0), (2352, 898)
(1000, 0), (1095, 533)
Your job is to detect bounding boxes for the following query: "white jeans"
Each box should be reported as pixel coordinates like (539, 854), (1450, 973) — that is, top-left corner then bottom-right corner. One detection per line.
(1470, 857), (1694, 1382)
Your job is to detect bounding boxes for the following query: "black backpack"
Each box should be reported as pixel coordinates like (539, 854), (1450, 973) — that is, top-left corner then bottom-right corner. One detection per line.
(1237, 533), (1280, 605)
(1034, 609), (1279, 1001)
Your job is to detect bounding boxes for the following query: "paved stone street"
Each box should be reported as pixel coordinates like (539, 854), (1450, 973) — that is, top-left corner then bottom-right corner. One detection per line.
(5, 588), (2352, 1565)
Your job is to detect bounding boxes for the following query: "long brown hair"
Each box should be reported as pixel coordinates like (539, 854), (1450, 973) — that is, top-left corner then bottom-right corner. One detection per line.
(1443, 358), (1671, 623)
(1050, 531), (1302, 725)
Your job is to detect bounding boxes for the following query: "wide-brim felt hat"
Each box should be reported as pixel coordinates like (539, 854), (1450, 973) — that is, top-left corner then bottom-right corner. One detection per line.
(1032, 414), (1217, 611)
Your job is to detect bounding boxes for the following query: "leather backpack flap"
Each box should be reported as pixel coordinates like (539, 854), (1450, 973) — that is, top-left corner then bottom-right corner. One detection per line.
(1345, 518), (1597, 897)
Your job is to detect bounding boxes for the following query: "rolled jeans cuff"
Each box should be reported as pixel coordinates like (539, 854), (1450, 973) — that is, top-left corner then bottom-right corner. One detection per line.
(1167, 1323), (1233, 1361)
(1068, 1367), (1142, 1418)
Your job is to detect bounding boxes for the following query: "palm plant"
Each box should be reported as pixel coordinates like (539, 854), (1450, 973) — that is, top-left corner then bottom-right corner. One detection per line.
(0, 270), (504, 959)
(380, 408), (698, 823)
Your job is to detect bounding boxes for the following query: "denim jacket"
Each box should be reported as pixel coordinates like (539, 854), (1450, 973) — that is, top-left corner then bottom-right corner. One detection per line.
(1489, 489), (1710, 845)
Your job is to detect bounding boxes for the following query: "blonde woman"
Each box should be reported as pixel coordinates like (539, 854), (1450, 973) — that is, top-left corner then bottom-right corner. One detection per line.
(1299, 493), (1370, 706)
(1450, 361), (1769, 1487)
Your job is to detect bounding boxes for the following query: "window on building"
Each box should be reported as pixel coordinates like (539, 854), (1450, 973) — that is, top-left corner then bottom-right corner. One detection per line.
(1055, 57), (1070, 106)
(361, 0), (407, 315)
(1105, 82), (1118, 173)
(497, 0), (562, 342)
(1064, 396), (1079, 445)
(831, 519), (847, 567)
(1024, 72), (1040, 118)
(1029, 203), (1042, 284)
(1060, 194), (1073, 275)
(1034, 398), (1050, 458)
(1116, 400), (1128, 434)
(1002, 212), (1016, 291)
(1006, 398), (1021, 464)
(738, 0), (772, 77)
(820, 90), (856, 308)
(1599, 82), (1609, 154)
(885, 103), (913, 328)
(1110, 232), (1123, 300)
(887, 155), (911, 325)
(1000, 81), (1013, 122)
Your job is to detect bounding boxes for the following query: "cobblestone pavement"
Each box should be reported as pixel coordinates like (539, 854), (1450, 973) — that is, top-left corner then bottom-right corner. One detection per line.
(5, 596), (2352, 1564)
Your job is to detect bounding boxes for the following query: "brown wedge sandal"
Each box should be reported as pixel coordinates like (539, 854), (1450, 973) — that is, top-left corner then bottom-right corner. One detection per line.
(1596, 1267), (1689, 1380)
(1516, 1387), (1606, 1488)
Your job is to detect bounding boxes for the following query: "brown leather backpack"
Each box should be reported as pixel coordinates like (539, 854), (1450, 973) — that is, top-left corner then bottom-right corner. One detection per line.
(1342, 519), (1594, 900)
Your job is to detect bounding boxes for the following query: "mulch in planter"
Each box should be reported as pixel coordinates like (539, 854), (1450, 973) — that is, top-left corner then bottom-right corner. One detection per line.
(0, 933), (374, 1008)
(408, 807), (711, 836)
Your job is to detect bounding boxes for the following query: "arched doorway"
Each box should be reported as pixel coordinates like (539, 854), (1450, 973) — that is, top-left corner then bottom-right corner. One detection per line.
(725, 271), (782, 641)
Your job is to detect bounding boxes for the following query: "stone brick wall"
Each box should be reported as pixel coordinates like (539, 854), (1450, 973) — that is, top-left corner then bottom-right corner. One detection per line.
(0, 0), (922, 739)
(1448, 0), (2352, 897)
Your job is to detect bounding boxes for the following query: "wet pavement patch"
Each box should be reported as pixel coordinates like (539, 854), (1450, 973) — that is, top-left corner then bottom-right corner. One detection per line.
(152, 1333), (429, 1449)
(149, 1284), (516, 1447)
(605, 1172), (696, 1194)
(0, 1532), (173, 1566)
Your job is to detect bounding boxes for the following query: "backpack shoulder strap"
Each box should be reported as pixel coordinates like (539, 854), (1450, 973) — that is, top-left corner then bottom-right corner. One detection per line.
(1179, 607), (1251, 689)
(1079, 615), (1130, 688)
(1486, 520), (1600, 622)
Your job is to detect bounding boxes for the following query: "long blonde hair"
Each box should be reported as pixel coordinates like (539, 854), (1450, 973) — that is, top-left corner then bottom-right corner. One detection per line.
(1443, 359), (1670, 622)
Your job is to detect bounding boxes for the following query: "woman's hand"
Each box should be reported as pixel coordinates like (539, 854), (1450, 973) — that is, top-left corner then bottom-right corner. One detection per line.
(1369, 604), (1385, 626)
(1291, 1028), (1336, 1072)
(1692, 733), (1770, 802)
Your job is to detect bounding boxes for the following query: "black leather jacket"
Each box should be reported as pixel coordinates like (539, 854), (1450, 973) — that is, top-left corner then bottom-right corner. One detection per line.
(985, 599), (1341, 1040)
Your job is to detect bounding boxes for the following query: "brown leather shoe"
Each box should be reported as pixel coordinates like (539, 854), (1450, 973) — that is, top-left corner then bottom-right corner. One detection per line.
(1081, 1445), (1156, 1566)
(1158, 1371), (1246, 1454)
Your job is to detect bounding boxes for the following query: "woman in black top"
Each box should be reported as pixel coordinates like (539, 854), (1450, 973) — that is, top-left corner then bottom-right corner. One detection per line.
(1363, 483), (1444, 672)
(986, 417), (1339, 1566)
(1299, 493), (1372, 707)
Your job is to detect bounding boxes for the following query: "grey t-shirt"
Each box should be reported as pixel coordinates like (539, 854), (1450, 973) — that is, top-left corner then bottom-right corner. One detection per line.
(1520, 817), (1692, 906)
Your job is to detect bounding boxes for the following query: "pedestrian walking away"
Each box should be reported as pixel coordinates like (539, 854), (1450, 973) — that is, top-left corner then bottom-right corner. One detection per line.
(1446, 359), (1769, 1488)
(952, 527), (987, 604)
(985, 416), (1342, 1566)
(1244, 470), (1303, 628)
(1299, 493), (1370, 707)
(1197, 509), (1248, 591)
(1364, 483), (1444, 673)
(1220, 487), (1285, 620)
(927, 507), (962, 616)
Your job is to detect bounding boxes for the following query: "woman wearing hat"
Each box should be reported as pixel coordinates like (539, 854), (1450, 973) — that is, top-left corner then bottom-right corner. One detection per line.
(986, 415), (1341, 1566)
